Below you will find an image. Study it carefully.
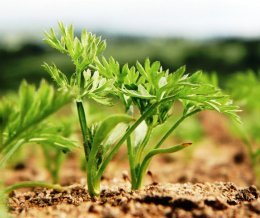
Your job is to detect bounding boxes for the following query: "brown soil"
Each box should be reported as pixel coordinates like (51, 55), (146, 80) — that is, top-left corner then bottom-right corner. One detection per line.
(3, 111), (259, 217)
(8, 182), (260, 218)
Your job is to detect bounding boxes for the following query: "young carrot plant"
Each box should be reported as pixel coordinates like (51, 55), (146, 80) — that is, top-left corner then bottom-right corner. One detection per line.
(94, 58), (240, 189)
(0, 80), (77, 191)
(0, 80), (76, 167)
(226, 71), (260, 186)
(43, 23), (135, 196)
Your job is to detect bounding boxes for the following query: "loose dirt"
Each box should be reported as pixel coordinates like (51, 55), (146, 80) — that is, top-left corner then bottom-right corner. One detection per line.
(8, 182), (260, 218)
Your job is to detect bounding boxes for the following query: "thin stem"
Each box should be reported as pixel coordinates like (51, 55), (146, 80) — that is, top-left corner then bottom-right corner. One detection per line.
(4, 181), (67, 194)
(87, 169), (100, 197)
(126, 106), (136, 187)
(50, 151), (64, 184)
(76, 100), (99, 197)
(127, 136), (136, 187)
(133, 109), (200, 190)
(76, 101), (91, 160)
(134, 126), (152, 171)
(131, 126), (152, 189)
(41, 145), (64, 184)
(87, 141), (100, 196)
(42, 146), (54, 182)
(134, 143), (191, 189)
(154, 109), (200, 149)
(76, 67), (84, 93)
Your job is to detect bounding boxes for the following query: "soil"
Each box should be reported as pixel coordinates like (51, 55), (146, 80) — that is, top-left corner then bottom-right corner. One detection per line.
(3, 111), (260, 217)
(7, 182), (260, 218)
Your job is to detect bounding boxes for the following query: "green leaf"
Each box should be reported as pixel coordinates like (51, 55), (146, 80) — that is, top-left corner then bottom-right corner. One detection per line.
(44, 23), (112, 103)
(146, 142), (192, 159)
(19, 81), (35, 123)
(0, 139), (25, 167)
(43, 63), (68, 89)
(122, 86), (155, 99)
(29, 134), (77, 152)
(103, 123), (128, 149)
(92, 114), (134, 149)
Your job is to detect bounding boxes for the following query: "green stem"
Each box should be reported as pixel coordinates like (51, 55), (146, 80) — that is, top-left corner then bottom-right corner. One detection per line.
(76, 101), (91, 160)
(134, 143), (191, 189)
(54, 152), (64, 184)
(133, 109), (200, 190)
(127, 136), (136, 187)
(135, 126), (152, 167)
(42, 145), (64, 184)
(76, 67), (84, 92)
(76, 100), (100, 197)
(154, 109), (200, 149)
(87, 140), (101, 196)
(132, 126), (152, 188)
(126, 106), (136, 187)
(4, 181), (67, 194)
(87, 169), (100, 197)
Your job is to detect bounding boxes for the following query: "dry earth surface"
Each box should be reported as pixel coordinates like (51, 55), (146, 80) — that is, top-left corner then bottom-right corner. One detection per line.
(3, 111), (259, 217)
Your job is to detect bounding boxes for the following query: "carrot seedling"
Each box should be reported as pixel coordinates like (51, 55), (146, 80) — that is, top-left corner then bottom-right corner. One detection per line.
(0, 80), (77, 190)
(95, 58), (240, 189)
(43, 23), (135, 196)
(226, 71), (260, 186)
(0, 81), (76, 167)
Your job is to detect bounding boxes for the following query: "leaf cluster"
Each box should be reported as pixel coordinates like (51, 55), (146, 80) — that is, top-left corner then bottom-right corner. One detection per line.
(95, 58), (240, 126)
(226, 70), (260, 111)
(0, 80), (77, 167)
(226, 71), (260, 168)
(43, 22), (112, 103)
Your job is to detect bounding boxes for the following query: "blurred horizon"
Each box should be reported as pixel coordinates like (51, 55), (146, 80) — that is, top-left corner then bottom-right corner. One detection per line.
(1, 0), (260, 92)
(1, 0), (260, 40)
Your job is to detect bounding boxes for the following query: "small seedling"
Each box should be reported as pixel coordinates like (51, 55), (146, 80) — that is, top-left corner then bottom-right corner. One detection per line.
(43, 23), (136, 196)
(0, 80), (77, 192)
(0, 81), (76, 167)
(226, 71), (260, 186)
(41, 118), (76, 183)
(94, 57), (240, 189)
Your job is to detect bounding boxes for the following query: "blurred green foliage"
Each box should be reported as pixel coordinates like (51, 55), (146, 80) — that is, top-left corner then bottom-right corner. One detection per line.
(225, 71), (260, 186)
(226, 71), (260, 143)
(1, 37), (260, 91)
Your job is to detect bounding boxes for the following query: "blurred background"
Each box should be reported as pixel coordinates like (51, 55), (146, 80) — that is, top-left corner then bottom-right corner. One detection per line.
(1, 0), (260, 91)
